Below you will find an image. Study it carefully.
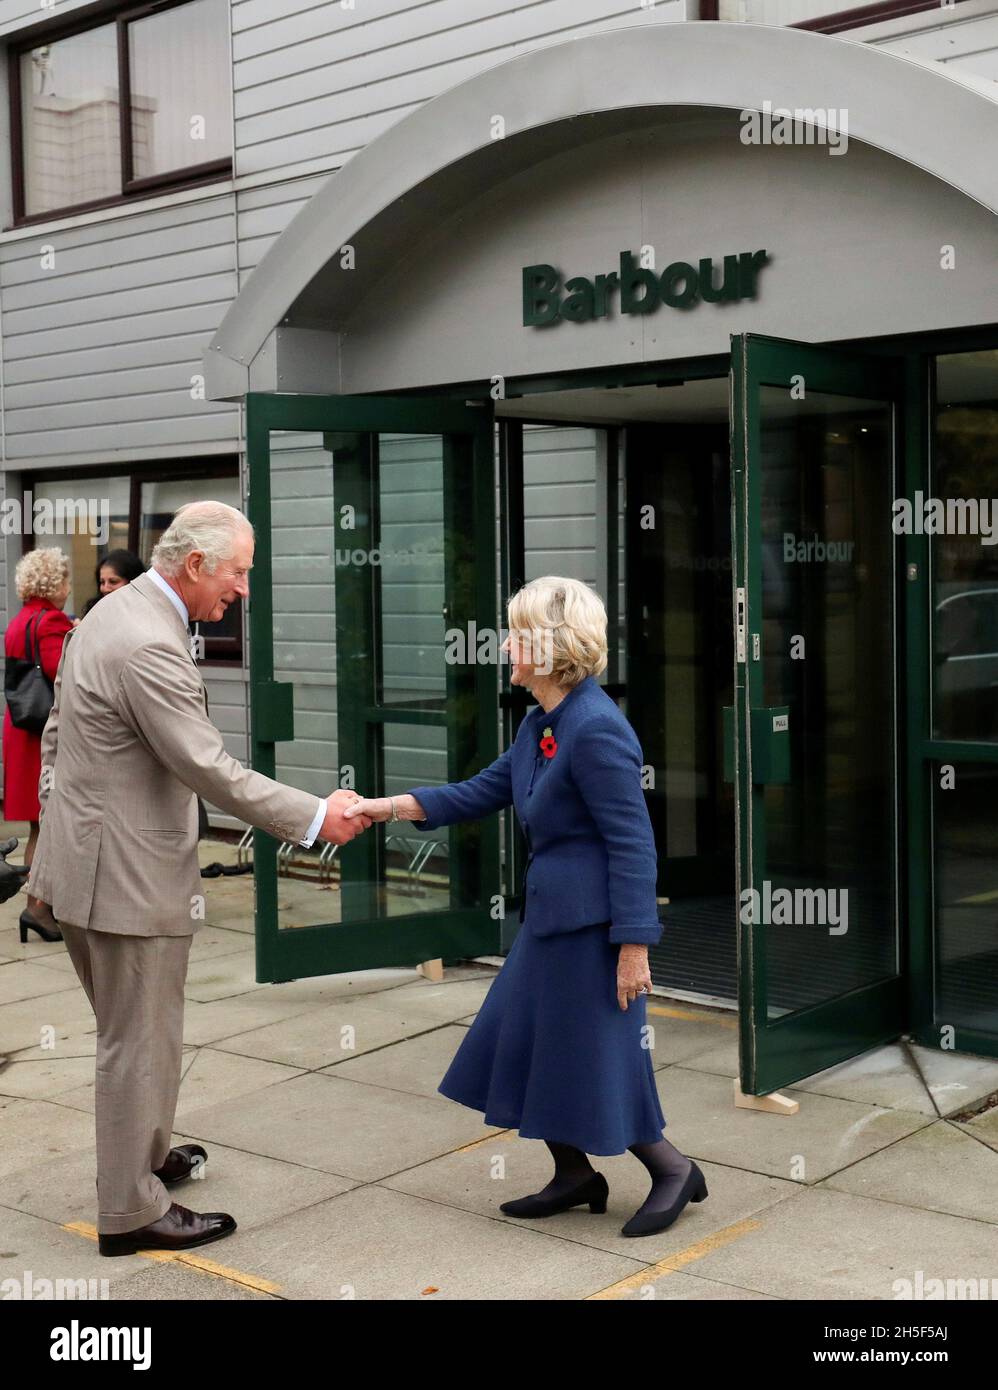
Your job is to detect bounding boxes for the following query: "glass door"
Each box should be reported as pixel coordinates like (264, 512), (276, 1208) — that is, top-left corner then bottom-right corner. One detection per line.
(730, 334), (906, 1094)
(246, 393), (500, 982)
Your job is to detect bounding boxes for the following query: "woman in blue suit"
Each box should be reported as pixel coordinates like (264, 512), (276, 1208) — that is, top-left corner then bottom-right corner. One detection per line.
(345, 576), (707, 1237)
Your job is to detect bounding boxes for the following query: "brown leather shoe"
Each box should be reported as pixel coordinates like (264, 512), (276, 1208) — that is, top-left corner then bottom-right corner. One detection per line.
(153, 1143), (208, 1185)
(98, 1202), (236, 1257)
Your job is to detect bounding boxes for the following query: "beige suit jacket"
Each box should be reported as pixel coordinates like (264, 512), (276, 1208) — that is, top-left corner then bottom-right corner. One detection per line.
(28, 570), (319, 935)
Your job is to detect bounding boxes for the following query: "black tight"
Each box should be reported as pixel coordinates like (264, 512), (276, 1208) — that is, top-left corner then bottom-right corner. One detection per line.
(528, 1140), (597, 1201)
(534, 1135), (692, 1216)
(627, 1137), (693, 1216)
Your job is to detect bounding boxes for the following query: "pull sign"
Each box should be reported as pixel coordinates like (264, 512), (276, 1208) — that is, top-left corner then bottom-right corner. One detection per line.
(773, 713), (789, 732)
(736, 587), (747, 662)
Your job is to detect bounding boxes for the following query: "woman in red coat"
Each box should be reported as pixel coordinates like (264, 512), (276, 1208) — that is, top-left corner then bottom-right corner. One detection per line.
(3, 547), (73, 942)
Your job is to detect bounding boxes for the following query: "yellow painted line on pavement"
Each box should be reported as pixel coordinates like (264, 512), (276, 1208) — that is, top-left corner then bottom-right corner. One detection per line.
(648, 1004), (738, 1029)
(586, 1217), (763, 1299)
(452, 1128), (515, 1154)
(63, 1220), (281, 1295)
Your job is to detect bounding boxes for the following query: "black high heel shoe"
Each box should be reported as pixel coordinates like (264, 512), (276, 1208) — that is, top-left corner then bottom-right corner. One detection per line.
(620, 1159), (708, 1237)
(19, 909), (62, 943)
(500, 1170), (608, 1218)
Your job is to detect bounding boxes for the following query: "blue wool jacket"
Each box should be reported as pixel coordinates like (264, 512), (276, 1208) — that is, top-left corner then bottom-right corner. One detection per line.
(408, 675), (663, 945)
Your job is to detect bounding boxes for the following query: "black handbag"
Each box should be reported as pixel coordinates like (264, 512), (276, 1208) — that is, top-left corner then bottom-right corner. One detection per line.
(4, 611), (55, 734)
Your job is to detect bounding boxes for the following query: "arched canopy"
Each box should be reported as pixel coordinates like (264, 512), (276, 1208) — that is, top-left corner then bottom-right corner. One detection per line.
(205, 20), (998, 398)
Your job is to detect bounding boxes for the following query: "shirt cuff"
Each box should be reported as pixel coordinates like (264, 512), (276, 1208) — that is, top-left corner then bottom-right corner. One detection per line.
(299, 797), (326, 847)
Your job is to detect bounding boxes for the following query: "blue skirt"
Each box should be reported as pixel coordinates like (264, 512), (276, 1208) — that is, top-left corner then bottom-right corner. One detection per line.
(438, 918), (667, 1155)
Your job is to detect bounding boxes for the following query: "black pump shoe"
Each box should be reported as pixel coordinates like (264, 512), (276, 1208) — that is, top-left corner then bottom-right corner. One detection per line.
(19, 909), (62, 943)
(500, 1170), (608, 1218)
(620, 1159), (708, 1237)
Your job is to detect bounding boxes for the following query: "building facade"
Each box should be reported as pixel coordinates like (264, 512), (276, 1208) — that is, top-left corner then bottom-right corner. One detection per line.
(2, 0), (998, 1094)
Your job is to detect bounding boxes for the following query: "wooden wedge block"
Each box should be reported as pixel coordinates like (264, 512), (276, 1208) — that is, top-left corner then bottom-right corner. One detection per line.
(733, 1079), (799, 1115)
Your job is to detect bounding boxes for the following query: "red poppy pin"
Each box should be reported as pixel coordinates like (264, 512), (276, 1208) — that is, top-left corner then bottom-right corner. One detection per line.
(539, 725), (558, 759)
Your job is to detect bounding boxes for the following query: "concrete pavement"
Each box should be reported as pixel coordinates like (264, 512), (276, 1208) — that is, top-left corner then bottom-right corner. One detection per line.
(2, 832), (997, 1301)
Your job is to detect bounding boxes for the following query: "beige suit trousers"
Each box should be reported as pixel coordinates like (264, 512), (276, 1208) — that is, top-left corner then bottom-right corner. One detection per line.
(60, 923), (192, 1235)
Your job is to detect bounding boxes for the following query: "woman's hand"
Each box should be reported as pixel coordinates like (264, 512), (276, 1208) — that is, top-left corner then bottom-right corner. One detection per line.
(343, 797), (394, 823)
(343, 793), (427, 823)
(616, 943), (652, 1011)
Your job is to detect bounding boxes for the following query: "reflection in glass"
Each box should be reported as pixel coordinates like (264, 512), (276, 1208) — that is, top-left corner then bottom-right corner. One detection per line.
(267, 430), (481, 931)
(932, 350), (998, 742)
(933, 762), (998, 1039)
(759, 387), (896, 1016)
(128, 0), (231, 180)
(378, 433), (446, 706)
(21, 25), (120, 215)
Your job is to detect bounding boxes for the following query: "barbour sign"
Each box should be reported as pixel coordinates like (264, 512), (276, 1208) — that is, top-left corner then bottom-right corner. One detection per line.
(522, 249), (769, 326)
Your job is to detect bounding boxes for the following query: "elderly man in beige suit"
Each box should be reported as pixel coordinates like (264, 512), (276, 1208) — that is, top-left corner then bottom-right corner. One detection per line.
(28, 500), (370, 1257)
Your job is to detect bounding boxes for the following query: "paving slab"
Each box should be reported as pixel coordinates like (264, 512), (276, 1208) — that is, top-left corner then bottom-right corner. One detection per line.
(600, 1269), (777, 1300)
(679, 1186), (998, 1301)
(174, 1070), (507, 1182)
(184, 952), (428, 1006)
(0, 986), (98, 1057)
(0, 1053), (102, 1102)
(0, 1096), (95, 1179)
(212, 994), (464, 1070)
(908, 1044), (998, 1117)
(217, 1184), (648, 1300)
(0, 1130), (355, 1237)
(9, 948), (79, 978)
(674, 1037), (740, 1078)
(382, 1132), (797, 1261)
(365, 976), (498, 1023)
(325, 1024), (477, 1098)
(956, 1103), (998, 1151)
(179, 993), (328, 1048)
(0, 1206), (150, 1292)
(111, 1262), (278, 1300)
(652, 1065), (933, 1183)
(819, 1118), (998, 1224)
(0, 960), (80, 1006)
(791, 1044), (940, 1115)
(645, 1002), (740, 1070)
(49, 1045), (307, 1119)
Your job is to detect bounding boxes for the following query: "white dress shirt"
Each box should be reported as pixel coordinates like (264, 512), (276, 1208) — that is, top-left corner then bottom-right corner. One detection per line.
(147, 567), (325, 848)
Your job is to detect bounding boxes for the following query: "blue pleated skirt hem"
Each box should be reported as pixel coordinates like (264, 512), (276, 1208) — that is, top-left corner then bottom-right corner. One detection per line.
(437, 916), (666, 1156)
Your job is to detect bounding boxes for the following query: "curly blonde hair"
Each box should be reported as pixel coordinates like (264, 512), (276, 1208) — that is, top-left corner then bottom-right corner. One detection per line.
(15, 547), (70, 602)
(507, 575), (608, 688)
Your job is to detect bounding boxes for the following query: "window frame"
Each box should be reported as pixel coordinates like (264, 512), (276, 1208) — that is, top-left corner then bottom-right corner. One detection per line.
(8, 0), (232, 228)
(21, 456), (244, 665)
(698, 0), (972, 30)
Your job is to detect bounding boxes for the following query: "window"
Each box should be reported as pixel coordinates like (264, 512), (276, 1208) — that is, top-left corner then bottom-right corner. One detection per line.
(930, 349), (998, 742)
(23, 462), (242, 663)
(702, 0), (972, 32)
(12, 0), (231, 223)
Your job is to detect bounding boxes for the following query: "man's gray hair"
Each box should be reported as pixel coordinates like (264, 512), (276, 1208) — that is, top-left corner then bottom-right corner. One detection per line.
(151, 500), (254, 576)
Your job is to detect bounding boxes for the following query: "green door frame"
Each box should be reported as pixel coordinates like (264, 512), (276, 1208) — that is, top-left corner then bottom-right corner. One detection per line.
(730, 333), (907, 1093)
(245, 391), (501, 983)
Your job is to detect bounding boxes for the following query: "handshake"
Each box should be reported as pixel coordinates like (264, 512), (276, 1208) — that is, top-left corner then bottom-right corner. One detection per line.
(318, 790), (422, 844)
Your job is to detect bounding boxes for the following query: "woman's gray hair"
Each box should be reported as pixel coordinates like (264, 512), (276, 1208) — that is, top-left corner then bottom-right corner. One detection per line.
(150, 500), (254, 576)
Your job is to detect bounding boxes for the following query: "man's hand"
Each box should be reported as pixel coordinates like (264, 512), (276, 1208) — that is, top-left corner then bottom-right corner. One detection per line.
(319, 789), (373, 845)
(0, 837), (29, 904)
